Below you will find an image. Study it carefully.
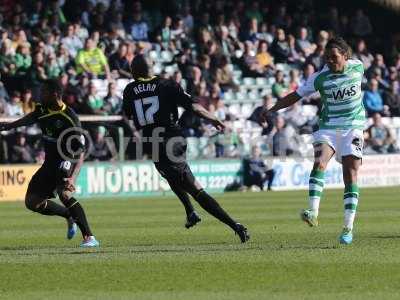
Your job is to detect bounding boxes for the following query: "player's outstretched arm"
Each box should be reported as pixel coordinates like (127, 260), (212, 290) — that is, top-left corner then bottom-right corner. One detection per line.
(261, 92), (302, 121)
(191, 103), (225, 132)
(0, 112), (37, 131)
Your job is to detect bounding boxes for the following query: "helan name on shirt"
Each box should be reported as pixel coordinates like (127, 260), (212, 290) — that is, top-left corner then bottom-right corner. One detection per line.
(134, 84), (157, 95)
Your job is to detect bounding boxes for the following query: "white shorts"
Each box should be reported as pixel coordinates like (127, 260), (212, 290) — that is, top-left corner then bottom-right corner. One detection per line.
(313, 129), (364, 163)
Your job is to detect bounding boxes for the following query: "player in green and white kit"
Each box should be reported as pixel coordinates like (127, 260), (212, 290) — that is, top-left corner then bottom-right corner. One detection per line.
(262, 37), (365, 244)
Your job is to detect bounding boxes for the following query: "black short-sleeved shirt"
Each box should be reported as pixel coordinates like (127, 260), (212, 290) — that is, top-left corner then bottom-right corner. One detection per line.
(122, 76), (197, 137)
(32, 103), (85, 163)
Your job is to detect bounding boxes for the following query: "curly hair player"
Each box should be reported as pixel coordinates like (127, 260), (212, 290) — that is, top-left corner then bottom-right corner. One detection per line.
(262, 37), (365, 244)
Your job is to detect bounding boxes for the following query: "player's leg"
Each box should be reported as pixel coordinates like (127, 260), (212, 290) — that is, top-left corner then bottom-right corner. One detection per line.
(301, 142), (335, 226)
(339, 155), (361, 244)
(180, 167), (249, 243)
(338, 130), (363, 244)
(25, 193), (70, 218)
(57, 186), (99, 247)
(166, 179), (201, 229)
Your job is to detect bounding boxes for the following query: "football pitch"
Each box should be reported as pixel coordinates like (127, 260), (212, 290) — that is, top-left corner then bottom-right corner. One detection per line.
(0, 187), (400, 300)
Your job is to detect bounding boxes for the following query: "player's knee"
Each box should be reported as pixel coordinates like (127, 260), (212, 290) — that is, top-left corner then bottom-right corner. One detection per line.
(57, 187), (72, 205)
(313, 161), (328, 171)
(25, 194), (45, 213)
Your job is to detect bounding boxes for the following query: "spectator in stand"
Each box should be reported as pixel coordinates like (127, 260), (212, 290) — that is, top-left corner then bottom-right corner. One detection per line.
(365, 113), (397, 153)
(240, 41), (266, 77)
(305, 44), (325, 71)
(242, 18), (259, 43)
(271, 115), (293, 156)
(0, 42), (16, 76)
(109, 42), (132, 79)
(61, 24), (83, 58)
(257, 23), (274, 44)
(198, 54), (213, 87)
(21, 89), (35, 114)
(367, 54), (389, 80)
(26, 51), (47, 98)
(75, 38), (111, 80)
(272, 70), (288, 99)
(14, 43), (32, 76)
(287, 34), (304, 66)
(288, 69), (300, 92)
(270, 28), (290, 64)
(7, 91), (23, 116)
(256, 40), (274, 72)
(88, 127), (113, 161)
(248, 94), (276, 135)
(84, 82), (106, 115)
(10, 133), (34, 164)
(384, 80), (400, 116)
(364, 79), (384, 116)
(354, 39), (374, 69)
(103, 82), (122, 115)
(350, 9), (373, 38)
(296, 27), (314, 58)
(214, 55), (239, 92)
(129, 10), (149, 42)
(242, 145), (275, 191)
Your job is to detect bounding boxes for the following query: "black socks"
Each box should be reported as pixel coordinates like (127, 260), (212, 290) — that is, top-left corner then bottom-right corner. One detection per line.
(193, 190), (237, 231)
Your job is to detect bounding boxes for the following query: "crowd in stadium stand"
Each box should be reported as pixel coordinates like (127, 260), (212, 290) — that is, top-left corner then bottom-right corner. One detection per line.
(0, 0), (399, 163)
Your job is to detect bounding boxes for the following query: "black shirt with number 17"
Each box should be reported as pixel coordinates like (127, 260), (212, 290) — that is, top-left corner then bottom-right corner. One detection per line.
(122, 76), (197, 137)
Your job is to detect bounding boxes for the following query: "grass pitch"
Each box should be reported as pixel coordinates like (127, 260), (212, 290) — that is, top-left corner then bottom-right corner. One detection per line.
(0, 187), (400, 300)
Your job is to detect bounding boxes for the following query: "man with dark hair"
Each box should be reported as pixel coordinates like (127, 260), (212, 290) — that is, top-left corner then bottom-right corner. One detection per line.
(122, 55), (250, 242)
(0, 79), (99, 247)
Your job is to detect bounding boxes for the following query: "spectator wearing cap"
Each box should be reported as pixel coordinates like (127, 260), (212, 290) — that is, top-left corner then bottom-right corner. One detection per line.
(75, 38), (111, 80)
(363, 79), (384, 116)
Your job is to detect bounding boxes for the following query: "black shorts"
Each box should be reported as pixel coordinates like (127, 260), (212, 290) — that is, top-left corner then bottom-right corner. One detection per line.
(27, 161), (72, 199)
(151, 135), (195, 185)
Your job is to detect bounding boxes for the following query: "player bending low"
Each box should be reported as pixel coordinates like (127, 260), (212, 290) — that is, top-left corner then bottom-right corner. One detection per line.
(0, 79), (99, 247)
(262, 37), (365, 245)
(122, 55), (250, 243)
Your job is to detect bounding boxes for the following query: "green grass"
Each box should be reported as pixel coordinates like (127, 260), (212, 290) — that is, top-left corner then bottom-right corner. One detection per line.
(1, 187), (400, 299)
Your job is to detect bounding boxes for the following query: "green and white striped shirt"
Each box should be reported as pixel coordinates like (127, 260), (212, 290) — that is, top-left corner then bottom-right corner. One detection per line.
(296, 59), (366, 130)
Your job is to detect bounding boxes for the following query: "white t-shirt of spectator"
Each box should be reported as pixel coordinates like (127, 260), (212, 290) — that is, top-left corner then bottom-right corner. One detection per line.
(61, 36), (83, 57)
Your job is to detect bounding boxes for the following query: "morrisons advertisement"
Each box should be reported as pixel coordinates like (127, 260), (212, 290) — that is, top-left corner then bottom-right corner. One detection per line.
(0, 155), (399, 201)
